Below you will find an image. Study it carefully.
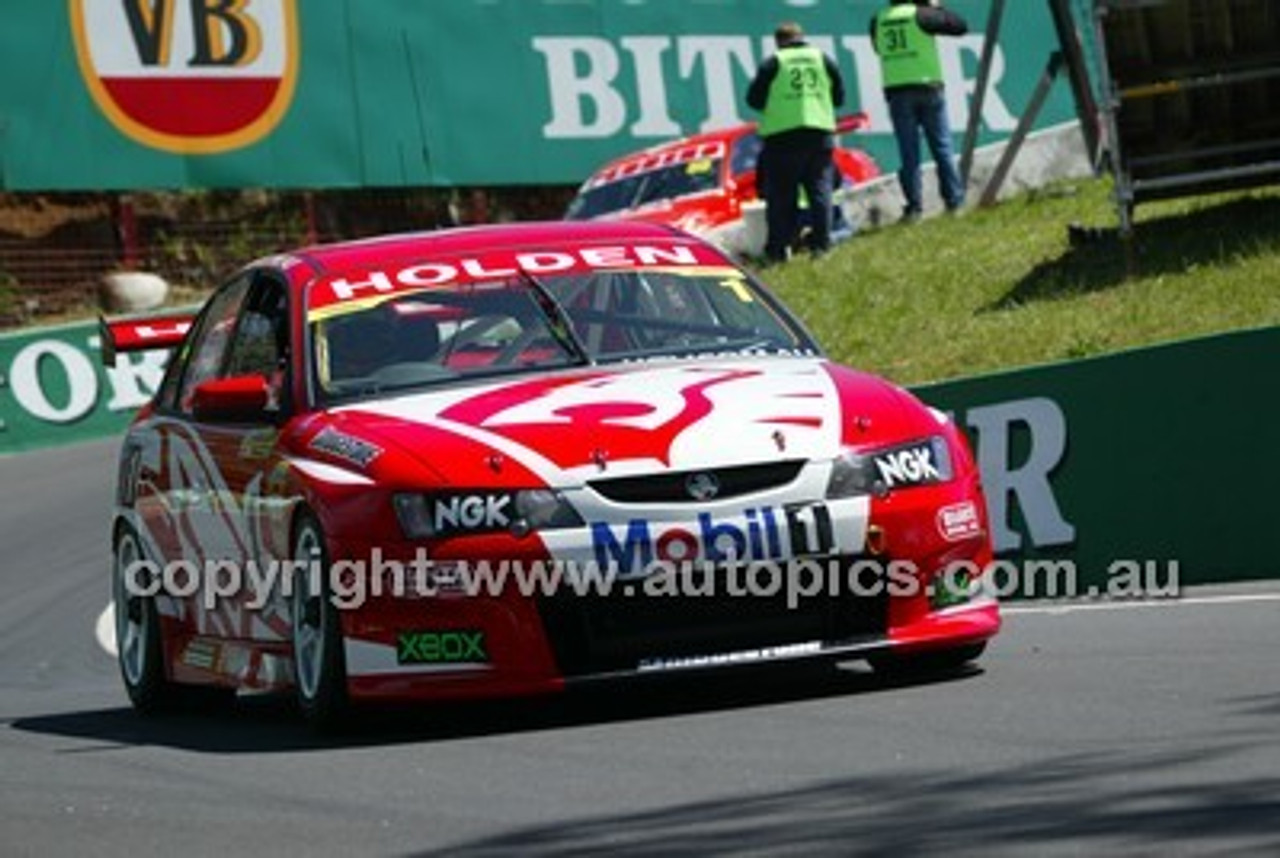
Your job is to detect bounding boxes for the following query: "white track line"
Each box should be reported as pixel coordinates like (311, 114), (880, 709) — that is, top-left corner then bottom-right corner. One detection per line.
(1003, 592), (1280, 616)
(95, 603), (117, 657)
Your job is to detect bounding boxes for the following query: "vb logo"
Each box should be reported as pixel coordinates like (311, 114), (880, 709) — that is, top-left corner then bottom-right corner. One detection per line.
(70, 0), (299, 153)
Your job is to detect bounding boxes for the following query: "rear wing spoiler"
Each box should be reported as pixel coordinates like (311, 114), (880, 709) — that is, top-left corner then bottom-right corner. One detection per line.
(99, 313), (195, 366)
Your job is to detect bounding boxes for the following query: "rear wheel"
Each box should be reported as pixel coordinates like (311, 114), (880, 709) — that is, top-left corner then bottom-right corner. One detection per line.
(291, 512), (349, 729)
(113, 525), (179, 713)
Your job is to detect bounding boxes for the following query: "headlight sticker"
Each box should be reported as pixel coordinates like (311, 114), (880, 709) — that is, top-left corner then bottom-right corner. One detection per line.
(400, 490), (583, 539)
(433, 492), (515, 534)
(871, 437), (951, 490)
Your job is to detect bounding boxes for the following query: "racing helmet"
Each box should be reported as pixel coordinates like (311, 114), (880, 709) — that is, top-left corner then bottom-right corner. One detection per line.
(323, 306), (399, 380)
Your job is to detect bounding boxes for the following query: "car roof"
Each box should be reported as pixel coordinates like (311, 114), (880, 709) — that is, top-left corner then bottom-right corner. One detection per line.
(278, 219), (697, 282)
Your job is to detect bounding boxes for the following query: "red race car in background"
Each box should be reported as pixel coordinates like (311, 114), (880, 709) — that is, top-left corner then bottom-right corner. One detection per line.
(103, 220), (997, 729)
(565, 115), (880, 259)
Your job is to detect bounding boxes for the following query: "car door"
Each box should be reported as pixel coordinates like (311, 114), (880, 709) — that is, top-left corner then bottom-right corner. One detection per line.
(183, 272), (296, 644)
(120, 275), (250, 640)
(140, 271), (294, 645)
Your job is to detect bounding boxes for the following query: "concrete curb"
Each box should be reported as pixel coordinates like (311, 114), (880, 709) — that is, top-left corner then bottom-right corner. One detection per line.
(845, 121), (1095, 228)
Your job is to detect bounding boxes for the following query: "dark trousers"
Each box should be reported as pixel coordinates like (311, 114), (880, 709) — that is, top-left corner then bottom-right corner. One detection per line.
(887, 86), (965, 214)
(759, 132), (834, 262)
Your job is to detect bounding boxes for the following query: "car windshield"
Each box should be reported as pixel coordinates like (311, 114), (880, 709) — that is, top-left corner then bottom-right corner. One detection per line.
(311, 267), (811, 404)
(566, 156), (723, 220)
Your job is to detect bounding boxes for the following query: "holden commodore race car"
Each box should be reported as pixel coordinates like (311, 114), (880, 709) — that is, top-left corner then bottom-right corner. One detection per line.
(103, 220), (998, 728)
(565, 115), (880, 259)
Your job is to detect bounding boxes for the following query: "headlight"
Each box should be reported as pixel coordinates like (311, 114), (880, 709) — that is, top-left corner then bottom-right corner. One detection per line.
(512, 489), (583, 532)
(393, 494), (437, 539)
(826, 436), (953, 499)
(393, 489), (583, 539)
(826, 451), (884, 499)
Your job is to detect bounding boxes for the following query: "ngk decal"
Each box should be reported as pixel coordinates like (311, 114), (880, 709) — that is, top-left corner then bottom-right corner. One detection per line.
(70, 0), (299, 153)
(433, 494), (513, 534)
(873, 442), (942, 489)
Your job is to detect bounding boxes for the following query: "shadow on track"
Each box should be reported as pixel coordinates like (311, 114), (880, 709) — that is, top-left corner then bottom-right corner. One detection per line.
(9, 660), (980, 754)
(417, 745), (1280, 857)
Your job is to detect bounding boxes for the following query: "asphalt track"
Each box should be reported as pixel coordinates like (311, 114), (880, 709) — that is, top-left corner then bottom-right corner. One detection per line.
(2, 439), (1279, 857)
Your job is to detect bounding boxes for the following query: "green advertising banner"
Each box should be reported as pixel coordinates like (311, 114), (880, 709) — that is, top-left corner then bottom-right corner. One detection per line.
(0, 0), (1078, 190)
(0, 319), (160, 455)
(916, 326), (1280, 593)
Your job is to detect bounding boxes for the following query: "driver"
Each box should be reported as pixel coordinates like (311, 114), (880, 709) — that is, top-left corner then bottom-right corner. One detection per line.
(323, 306), (399, 380)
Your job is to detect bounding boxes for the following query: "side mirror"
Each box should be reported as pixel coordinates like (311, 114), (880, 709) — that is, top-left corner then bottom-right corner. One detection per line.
(191, 375), (272, 423)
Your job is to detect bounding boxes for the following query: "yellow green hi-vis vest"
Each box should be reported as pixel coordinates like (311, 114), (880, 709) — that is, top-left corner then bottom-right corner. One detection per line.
(875, 5), (945, 88)
(757, 45), (836, 137)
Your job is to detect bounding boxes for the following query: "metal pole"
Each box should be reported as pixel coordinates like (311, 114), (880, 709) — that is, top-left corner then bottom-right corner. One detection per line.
(960, 0), (1006, 186)
(1089, 2), (1132, 237)
(1048, 0), (1102, 164)
(980, 52), (1065, 207)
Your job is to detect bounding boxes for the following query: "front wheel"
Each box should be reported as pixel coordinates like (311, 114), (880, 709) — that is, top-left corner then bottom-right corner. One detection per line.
(291, 512), (349, 729)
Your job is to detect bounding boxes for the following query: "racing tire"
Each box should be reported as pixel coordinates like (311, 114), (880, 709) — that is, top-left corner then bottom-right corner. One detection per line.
(290, 512), (349, 730)
(113, 524), (183, 714)
(868, 642), (987, 678)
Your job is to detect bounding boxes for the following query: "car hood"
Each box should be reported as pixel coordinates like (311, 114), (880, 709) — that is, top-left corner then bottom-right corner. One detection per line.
(323, 357), (935, 488)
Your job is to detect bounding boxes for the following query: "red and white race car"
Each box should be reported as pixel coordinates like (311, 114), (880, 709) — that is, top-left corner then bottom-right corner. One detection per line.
(565, 116), (880, 259)
(104, 221), (998, 727)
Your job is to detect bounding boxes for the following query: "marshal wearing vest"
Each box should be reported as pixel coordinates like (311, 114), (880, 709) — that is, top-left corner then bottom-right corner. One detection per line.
(870, 0), (969, 220)
(745, 22), (846, 263)
(756, 45), (837, 139)
(874, 3), (946, 90)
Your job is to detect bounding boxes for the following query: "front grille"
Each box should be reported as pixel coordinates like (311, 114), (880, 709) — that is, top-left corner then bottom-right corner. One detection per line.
(588, 460), (805, 504)
(537, 558), (887, 677)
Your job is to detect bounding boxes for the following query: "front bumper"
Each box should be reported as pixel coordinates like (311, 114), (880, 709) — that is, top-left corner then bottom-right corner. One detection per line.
(328, 477), (1000, 701)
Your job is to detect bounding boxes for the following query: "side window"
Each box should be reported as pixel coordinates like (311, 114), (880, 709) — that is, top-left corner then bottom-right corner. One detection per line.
(177, 277), (250, 414)
(225, 277), (290, 412)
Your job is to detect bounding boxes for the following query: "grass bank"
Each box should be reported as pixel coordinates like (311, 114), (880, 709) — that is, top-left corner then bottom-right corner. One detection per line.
(762, 177), (1280, 386)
